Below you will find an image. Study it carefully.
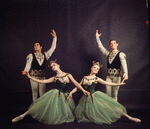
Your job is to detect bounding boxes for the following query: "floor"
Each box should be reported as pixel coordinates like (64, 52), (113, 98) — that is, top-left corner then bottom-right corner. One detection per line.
(1, 109), (150, 129)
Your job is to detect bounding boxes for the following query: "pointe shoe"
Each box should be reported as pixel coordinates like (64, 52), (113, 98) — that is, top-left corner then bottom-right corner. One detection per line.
(128, 117), (141, 122)
(12, 115), (24, 122)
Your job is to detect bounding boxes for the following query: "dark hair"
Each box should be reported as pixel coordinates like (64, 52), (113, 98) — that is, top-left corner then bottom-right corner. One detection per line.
(109, 39), (118, 44)
(33, 42), (42, 47)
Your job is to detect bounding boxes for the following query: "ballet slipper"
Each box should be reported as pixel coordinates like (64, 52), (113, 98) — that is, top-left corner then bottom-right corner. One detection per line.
(12, 115), (24, 122)
(128, 117), (141, 123)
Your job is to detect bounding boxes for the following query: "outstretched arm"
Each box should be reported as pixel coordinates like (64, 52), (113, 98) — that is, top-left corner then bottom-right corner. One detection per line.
(68, 74), (90, 96)
(67, 79), (83, 100)
(27, 73), (55, 84)
(97, 77), (125, 86)
(96, 30), (109, 57)
(45, 29), (57, 60)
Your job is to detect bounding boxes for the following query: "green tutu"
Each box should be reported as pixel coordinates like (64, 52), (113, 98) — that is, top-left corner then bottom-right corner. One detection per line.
(28, 79), (75, 125)
(75, 91), (127, 125)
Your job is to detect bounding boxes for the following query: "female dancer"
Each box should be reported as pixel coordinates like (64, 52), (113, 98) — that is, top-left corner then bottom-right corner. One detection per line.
(67, 61), (141, 124)
(12, 60), (90, 125)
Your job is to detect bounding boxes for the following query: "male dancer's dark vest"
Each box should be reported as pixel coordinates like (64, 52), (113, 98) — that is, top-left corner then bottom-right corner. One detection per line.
(30, 53), (46, 77)
(31, 53), (46, 71)
(106, 51), (122, 76)
(107, 51), (121, 69)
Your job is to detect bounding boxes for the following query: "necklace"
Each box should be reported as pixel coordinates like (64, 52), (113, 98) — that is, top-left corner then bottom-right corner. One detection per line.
(109, 51), (118, 59)
(84, 76), (96, 86)
(56, 73), (68, 84)
(35, 53), (44, 62)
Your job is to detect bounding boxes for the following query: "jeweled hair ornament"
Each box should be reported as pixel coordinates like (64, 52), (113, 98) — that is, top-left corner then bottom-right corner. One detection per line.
(48, 59), (58, 67)
(92, 61), (103, 68)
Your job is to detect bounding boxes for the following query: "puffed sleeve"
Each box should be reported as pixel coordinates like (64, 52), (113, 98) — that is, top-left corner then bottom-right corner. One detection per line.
(96, 37), (109, 57)
(119, 52), (128, 73)
(23, 53), (33, 72)
(44, 37), (57, 60)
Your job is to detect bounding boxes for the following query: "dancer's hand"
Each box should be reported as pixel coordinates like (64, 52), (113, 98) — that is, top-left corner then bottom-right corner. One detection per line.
(123, 73), (128, 81)
(24, 72), (30, 78)
(83, 90), (90, 96)
(121, 78), (125, 83)
(22, 71), (28, 75)
(50, 29), (57, 37)
(67, 93), (73, 100)
(96, 30), (102, 37)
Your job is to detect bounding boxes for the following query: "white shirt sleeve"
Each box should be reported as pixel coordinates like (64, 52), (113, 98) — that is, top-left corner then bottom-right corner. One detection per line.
(23, 54), (33, 72)
(119, 52), (128, 73)
(96, 37), (109, 57)
(44, 37), (57, 60)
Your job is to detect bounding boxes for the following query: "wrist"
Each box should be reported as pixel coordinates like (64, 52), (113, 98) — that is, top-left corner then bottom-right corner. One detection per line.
(82, 89), (85, 92)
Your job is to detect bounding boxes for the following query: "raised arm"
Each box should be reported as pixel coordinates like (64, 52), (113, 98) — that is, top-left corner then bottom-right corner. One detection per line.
(68, 74), (90, 96)
(96, 30), (109, 57)
(119, 52), (128, 81)
(22, 54), (33, 75)
(97, 77), (125, 86)
(44, 29), (57, 60)
(27, 73), (55, 84)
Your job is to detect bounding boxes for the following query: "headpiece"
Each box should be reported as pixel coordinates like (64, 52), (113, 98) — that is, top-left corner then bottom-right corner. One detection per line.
(92, 61), (103, 68)
(50, 59), (58, 65)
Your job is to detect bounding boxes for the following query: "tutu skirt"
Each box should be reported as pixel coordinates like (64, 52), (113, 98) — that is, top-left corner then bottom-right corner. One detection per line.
(28, 89), (75, 125)
(75, 91), (127, 125)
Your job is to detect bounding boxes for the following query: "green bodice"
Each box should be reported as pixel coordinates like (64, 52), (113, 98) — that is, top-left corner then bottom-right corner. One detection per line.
(83, 76), (97, 94)
(83, 82), (96, 94)
(56, 79), (69, 93)
(55, 73), (70, 93)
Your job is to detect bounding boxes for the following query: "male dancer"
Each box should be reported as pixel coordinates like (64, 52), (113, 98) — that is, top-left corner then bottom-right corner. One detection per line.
(96, 30), (128, 101)
(22, 29), (57, 102)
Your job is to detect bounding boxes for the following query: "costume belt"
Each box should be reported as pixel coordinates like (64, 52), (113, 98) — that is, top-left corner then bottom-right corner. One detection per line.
(107, 68), (122, 77)
(30, 69), (45, 77)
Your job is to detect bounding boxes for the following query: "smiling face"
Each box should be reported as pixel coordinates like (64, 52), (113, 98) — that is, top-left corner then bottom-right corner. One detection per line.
(91, 64), (100, 74)
(34, 43), (42, 52)
(50, 62), (59, 71)
(109, 40), (118, 50)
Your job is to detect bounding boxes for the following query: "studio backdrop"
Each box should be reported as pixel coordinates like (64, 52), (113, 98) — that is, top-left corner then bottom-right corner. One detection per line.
(0, 0), (149, 111)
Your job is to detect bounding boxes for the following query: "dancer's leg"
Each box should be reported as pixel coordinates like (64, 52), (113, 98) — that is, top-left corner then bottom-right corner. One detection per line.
(30, 78), (38, 102)
(106, 76), (112, 97)
(112, 76), (121, 101)
(39, 77), (46, 97)
(122, 112), (141, 122)
(12, 111), (29, 122)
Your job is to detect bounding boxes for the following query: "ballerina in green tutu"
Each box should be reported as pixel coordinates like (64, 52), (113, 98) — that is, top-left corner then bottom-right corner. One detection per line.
(67, 61), (141, 124)
(12, 60), (90, 125)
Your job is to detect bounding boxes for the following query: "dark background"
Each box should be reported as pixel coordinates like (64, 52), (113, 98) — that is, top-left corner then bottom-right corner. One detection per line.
(0, 0), (149, 113)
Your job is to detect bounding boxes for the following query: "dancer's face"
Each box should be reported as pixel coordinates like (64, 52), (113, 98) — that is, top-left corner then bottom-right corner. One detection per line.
(34, 43), (42, 52)
(50, 63), (59, 71)
(110, 41), (118, 50)
(91, 65), (100, 74)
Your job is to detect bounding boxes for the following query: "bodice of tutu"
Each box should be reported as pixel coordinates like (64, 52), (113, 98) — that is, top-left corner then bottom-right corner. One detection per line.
(83, 76), (97, 94)
(83, 82), (96, 94)
(55, 73), (70, 93)
(56, 79), (69, 93)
